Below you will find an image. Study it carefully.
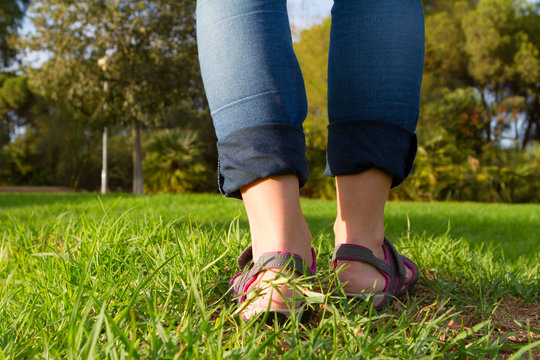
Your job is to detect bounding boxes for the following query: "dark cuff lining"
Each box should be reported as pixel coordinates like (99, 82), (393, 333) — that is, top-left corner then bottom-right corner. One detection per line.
(217, 124), (308, 199)
(325, 120), (417, 187)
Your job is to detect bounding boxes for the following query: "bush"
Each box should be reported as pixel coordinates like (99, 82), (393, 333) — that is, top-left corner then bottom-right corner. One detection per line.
(143, 129), (213, 193)
(391, 143), (540, 203)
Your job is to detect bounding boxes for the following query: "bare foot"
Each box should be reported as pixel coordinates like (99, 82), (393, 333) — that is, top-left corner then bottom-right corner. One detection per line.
(237, 269), (300, 319)
(335, 246), (414, 307)
(237, 252), (314, 319)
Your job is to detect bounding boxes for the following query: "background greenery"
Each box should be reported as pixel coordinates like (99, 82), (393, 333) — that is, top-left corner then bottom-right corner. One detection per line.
(1, 0), (539, 202)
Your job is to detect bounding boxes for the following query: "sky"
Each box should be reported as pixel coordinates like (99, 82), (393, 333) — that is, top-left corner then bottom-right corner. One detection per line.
(287, 0), (333, 29)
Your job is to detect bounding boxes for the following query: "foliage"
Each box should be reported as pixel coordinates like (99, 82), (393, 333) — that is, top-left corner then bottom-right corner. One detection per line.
(461, 0), (539, 146)
(0, 103), (214, 193)
(393, 85), (540, 202)
(422, 0), (540, 147)
(294, 18), (335, 199)
(0, 104), (102, 189)
(143, 129), (212, 193)
(392, 143), (540, 203)
(0, 73), (36, 147)
(105, 134), (134, 192)
(423, 1), (474, 89)
(0, 131), (53, 185)
(20, 0), (203, 193)
(421, 0), (478, 15)
(0, 0), (30, 66)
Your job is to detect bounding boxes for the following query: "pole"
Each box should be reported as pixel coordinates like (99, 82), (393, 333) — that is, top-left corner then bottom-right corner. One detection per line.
(101, 80), (109, 194)
(101, 126), (108, 194)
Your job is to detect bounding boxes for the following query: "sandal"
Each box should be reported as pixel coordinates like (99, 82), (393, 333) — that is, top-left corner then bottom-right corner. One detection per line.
(332, 238), (419, 309)
(230, 246), (317, 321)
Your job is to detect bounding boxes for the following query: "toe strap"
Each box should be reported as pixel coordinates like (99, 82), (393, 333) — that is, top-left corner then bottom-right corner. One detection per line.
(231, 246), (316, 302)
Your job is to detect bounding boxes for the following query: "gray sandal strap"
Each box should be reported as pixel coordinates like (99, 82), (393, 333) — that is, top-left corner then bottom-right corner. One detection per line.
(332, 238), (410, 307)
(232, 246), (315, 296)
(332, 244), (391, 275)
(237, 246), (255, 269)
(383, 238), (406, 292)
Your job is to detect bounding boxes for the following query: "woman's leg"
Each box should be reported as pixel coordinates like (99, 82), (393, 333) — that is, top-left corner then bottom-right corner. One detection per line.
(196, 0), (312, 312)
(334, 170), (394, 295)
(240, 175), (313, 312)
(327, 0), (425, 299)
(241, 176), (312, 265)
(197, 0), (309, 199)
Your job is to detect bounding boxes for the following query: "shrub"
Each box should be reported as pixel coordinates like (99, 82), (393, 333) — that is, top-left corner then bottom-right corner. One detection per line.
(143, 129), (212, 193)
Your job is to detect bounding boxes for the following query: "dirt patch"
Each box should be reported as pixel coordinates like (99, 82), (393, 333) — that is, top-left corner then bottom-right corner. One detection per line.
(493, 296), (540, 338)
(413, 284), (540, 344)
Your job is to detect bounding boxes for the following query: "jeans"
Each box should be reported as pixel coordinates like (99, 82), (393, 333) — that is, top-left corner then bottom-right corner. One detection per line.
(197, 0), (425, 198)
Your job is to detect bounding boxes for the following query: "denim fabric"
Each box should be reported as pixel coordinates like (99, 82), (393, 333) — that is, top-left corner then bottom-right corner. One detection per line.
(218, 124), (308, 197)
(326, 0), (425, 186)
(197, 0), (425, 198)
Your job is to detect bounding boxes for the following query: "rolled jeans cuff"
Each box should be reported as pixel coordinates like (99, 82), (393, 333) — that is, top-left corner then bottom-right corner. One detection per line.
(325, 120), (417, 187)
(217, 124), (308, 199)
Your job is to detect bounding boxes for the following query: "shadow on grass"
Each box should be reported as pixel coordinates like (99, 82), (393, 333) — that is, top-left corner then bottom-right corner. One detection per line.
(0, 192), (131, 208)
(384, 202), (539, 260)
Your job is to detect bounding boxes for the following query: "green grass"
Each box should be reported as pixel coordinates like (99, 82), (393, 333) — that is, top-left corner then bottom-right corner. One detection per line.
(0, 193), (538, 359)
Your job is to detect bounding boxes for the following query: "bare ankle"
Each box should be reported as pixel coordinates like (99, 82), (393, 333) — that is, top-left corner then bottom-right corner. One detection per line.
(252, 220), (313, 268)
(241, 175), (313, 267)
(333, 170), (391, 258)
(333, 220), (385, 258)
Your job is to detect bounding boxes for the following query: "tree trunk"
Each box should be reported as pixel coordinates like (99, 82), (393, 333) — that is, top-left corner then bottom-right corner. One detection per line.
(522, 97), (540, 150)
(132, 117), (144, 194)
(479, 87), (492, 142)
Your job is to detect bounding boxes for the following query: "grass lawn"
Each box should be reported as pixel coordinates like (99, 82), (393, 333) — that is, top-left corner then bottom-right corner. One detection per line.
(0, 193), (538, 359)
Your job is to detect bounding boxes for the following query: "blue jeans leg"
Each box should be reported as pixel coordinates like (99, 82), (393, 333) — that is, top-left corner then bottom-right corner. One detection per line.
(197, 0), (425, 197)
(196, 0), (308, 198)
(326, 0), (425, 187)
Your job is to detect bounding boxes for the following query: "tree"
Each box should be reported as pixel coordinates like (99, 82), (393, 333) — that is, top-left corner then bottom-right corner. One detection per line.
(21, 0), (202, 193)
(421, 0), (478, 15)
(0, 0), (30, 67)
(421, 0), (540, 148)
(462, 0), (540, 147)
(0, 73), (36, 146)
(293, 18), (334, 199)
(423, 1), (476, 90)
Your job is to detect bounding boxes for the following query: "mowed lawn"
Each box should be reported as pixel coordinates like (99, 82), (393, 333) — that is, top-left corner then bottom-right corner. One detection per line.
(0, 193), (538, 359)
